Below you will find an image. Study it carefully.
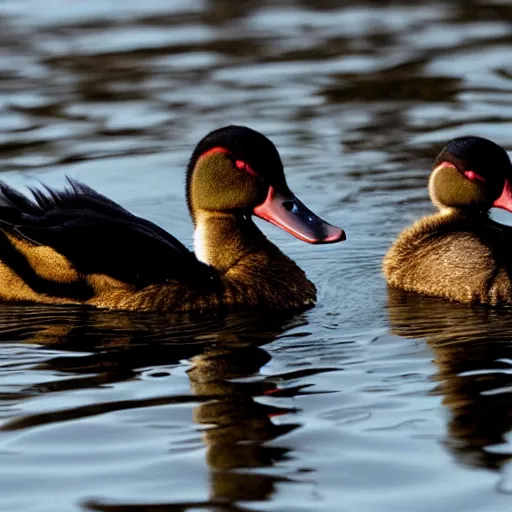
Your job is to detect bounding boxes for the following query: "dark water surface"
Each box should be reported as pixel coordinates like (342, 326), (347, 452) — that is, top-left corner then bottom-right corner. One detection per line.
(1, 1), (512, 510)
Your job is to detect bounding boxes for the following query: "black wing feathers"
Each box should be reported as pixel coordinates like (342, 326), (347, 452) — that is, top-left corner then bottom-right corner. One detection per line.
(0, 179), (211, 288)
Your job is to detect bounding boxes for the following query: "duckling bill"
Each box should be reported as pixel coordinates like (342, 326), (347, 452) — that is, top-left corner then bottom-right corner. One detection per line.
(383, 136), (512, 305)
(0, 125), (345, 312)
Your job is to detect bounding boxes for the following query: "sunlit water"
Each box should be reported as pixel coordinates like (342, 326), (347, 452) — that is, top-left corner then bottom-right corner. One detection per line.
(1, 1), (512, 511)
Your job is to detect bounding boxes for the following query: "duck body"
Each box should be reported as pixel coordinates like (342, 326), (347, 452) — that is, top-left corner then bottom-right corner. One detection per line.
(0, 126), (344, 313)
(383, 210), (512, 305)
(384, 136), (512, 305)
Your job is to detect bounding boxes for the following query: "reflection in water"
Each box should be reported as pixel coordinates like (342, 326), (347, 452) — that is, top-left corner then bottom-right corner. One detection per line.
(387, 288), (512, 471)
(0, 306), (309, 510)
(191, 344), (299, 504)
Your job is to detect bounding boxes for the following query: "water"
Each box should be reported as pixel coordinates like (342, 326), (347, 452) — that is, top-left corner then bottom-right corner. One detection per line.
(0, 0), (512, 510)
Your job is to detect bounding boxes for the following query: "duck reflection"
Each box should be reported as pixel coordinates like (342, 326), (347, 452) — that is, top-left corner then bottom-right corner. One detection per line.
(0, 305), (305, 508)
(387, 288), (512, 471)
(189, 338), (300, 502)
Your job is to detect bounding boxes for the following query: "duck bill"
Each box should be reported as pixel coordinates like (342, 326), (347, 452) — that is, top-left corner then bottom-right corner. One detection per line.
(494, 179), (512, 212)
(253, 187), (345, 244)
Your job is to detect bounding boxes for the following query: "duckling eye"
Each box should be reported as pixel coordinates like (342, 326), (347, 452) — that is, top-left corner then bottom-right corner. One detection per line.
(464, 170), (486, 183)
(235, 160), (257, 177)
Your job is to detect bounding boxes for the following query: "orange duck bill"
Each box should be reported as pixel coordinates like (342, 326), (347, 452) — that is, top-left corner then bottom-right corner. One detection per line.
(253, 186), (346, 244)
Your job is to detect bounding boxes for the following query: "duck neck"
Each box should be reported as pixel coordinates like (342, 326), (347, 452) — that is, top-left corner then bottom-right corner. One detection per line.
(436, 206), (489, 219)
(407, 206), (490, 240)
(193, 211), (267, 271)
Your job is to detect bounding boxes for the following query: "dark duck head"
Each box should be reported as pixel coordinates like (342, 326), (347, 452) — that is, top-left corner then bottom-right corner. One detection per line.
(186, 125), (345, 267)
(429, 136), (512, 214)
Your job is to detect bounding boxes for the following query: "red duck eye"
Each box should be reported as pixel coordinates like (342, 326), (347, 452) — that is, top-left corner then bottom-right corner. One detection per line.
(235, 160), (257, 176)
(464, 170), (486, 183)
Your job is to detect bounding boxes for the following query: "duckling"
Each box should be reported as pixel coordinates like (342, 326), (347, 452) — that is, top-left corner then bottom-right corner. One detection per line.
(383, 136), (512, 305)
(0, 126), (345, 312)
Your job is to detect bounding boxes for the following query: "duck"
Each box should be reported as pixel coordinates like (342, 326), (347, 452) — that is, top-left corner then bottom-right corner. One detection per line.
(0, 125), (345, 312)
(383, 135), (512, 305)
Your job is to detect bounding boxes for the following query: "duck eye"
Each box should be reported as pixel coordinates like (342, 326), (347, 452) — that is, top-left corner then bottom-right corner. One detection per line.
(235, 160), (257, 177)
(464, 170), (486, 183)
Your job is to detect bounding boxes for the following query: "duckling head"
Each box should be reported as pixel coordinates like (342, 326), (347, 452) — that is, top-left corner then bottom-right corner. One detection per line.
(429, 136), (512, 214)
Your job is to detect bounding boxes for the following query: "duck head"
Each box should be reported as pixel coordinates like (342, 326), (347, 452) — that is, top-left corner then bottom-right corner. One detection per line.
(429, 136), (512, 213)
(186, 125), (345, 244)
